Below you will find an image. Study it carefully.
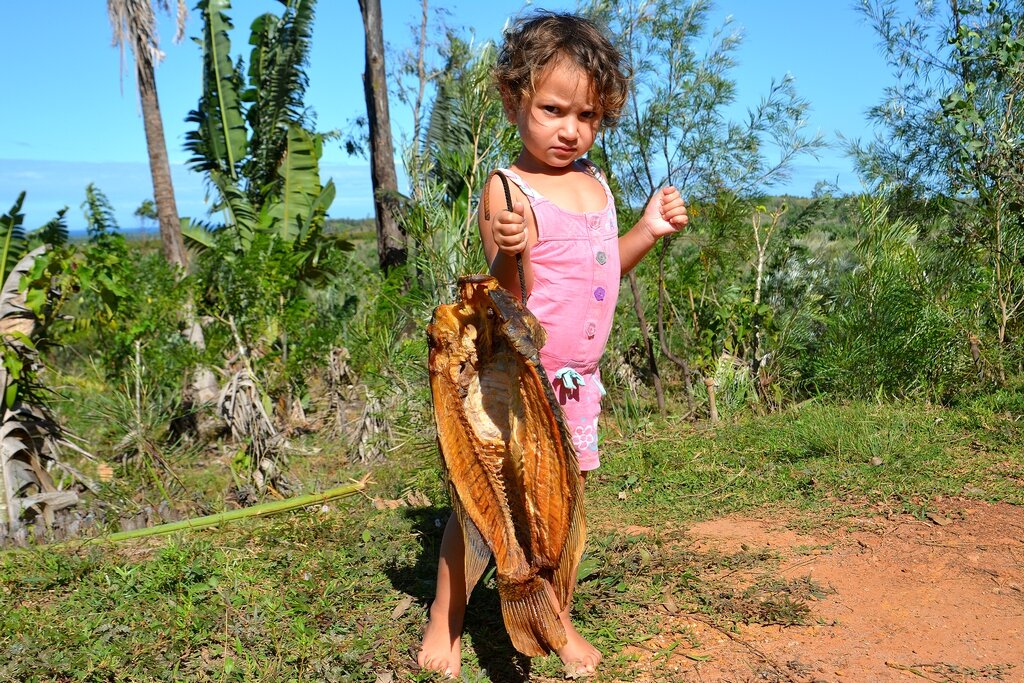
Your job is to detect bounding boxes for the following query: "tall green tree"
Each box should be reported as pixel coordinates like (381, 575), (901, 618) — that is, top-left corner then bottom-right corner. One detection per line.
(134, 198), (158, 227)
(107, 0), (190, 270)
(855, 0), (1024, 379)
(584, 0), (824, 413)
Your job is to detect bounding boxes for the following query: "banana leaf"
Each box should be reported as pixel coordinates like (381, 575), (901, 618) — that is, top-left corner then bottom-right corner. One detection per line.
(188, 0), (248, 175)
(265, 125), (330, 242)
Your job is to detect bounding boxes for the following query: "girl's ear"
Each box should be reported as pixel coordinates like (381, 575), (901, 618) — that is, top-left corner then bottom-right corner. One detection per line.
(502, 95), (520, 123)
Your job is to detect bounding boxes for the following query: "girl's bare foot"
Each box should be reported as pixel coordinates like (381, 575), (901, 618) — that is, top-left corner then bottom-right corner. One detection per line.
(418, 514), (467, 678)
(555, 612), (602, 678)
(544, 577), (601, 678)
(417, 601), (462, 677)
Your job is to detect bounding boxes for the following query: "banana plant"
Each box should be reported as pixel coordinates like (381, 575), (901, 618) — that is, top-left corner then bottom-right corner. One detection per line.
(181, 0), (350, 494)
(182, 0), (344, 255)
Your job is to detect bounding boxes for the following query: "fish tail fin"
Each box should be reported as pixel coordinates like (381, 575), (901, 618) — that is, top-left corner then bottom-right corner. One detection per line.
(498, 574), (567, 656)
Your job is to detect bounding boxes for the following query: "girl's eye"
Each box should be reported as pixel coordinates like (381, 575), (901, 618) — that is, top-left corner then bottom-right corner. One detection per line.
(542, 105), (559, 114)
(581, 111), (597, 120)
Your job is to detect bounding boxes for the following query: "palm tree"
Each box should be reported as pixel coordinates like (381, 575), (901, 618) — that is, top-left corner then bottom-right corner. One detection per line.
(109, 1), (218, 444)
(359, 0), (406, 273)
(107, 0), (189, 270)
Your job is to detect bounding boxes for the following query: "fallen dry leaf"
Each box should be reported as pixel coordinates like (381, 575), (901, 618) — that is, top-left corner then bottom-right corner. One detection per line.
(391, 595), (415, 619)
(97, 462), (114, 482)
(404, 490), (431, 507)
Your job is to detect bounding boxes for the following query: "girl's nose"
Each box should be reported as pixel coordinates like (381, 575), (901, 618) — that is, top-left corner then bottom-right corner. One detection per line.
(560, 118), (578, 140)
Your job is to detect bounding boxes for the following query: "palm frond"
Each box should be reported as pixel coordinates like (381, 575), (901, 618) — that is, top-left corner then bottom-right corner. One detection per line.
(0, 193), (28, 286)
(0, 247), (83, 538)
(27, 207), (70, 249)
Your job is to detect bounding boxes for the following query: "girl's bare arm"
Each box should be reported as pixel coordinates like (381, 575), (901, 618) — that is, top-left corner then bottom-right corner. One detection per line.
(479, 175), (537, 294)
(619, 186), (689, 275)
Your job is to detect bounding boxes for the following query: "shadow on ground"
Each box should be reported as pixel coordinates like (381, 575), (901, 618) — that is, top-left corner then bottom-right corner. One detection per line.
(387, 506), (532, 682)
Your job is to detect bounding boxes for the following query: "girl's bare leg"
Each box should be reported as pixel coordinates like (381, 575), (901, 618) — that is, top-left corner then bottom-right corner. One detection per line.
(417, 513), (467, 677)
(553, 472), (601, 676)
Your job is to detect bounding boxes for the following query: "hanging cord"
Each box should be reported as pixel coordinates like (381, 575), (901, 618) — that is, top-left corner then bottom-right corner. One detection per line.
(482, 170), (528, 305)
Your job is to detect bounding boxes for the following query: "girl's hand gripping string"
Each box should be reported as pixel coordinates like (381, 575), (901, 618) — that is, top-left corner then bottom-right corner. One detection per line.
(492, 201), (529, 256)
(640, 186), (689, 241)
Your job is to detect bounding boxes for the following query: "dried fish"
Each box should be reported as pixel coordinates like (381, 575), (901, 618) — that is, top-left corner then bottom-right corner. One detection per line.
(427, 275), (585, 656)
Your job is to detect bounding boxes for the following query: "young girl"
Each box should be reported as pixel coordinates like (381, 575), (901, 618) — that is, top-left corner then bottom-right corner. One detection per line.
(418, 11), (688, 678)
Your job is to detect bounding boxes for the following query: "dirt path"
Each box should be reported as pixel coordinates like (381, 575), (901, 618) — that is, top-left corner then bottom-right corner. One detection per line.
(622, 499), (1024, 682)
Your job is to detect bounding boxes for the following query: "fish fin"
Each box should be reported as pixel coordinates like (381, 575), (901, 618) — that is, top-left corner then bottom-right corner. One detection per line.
(450, 490), (492, 600)
(549, 474), (586, 610)
(516, 361), (577, 568)
(498, 574), (566, 657)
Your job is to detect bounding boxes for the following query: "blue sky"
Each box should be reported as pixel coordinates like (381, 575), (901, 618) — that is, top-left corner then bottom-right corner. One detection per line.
(0, 1), (911, 229)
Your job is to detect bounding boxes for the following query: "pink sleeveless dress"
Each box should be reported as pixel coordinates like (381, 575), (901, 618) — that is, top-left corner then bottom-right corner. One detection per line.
(499, 160), (620, 471)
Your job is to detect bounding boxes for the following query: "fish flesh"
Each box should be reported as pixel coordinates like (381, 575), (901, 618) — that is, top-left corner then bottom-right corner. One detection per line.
(427, 274), (585, 656)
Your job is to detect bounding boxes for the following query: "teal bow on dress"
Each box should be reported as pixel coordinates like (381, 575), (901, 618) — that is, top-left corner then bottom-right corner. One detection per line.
(554, 367), (586, 390)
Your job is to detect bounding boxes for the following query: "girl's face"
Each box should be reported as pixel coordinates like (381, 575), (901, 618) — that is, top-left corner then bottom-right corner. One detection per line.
(508, 58), (602, 172)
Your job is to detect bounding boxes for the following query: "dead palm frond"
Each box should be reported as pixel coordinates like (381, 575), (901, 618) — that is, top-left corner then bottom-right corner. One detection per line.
(218, 366), (289, 495)
(325, 346), (358, 436)
(0, 248), (94, 540)
(349, 389), (394, 465)
(217, 315), (291, 497)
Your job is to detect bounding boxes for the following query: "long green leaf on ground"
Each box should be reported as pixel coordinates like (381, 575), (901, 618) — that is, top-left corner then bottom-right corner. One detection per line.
(76, 479), (369, 545)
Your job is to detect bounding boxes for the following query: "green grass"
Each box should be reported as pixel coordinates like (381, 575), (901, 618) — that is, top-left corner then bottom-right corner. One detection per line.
(593, 399), (1023, 525)
(1, 399), (1021, 682)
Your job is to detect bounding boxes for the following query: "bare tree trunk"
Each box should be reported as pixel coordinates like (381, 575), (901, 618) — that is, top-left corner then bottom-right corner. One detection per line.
(359, 0), (406, 273)
(628, 272), (665, 415)
(704, 377), (719, 423)
(137, 40), (218, 434)
(137, 60), (188, 270)
(656, 240), (695, 416)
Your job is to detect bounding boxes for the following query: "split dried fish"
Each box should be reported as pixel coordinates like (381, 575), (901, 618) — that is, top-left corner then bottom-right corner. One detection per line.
(427, 275), (585, 656)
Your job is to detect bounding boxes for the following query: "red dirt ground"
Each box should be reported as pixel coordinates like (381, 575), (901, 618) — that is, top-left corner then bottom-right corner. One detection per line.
(619, 499), (1024, 683)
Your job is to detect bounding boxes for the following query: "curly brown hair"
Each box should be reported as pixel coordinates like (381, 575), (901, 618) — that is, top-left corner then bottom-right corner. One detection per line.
(495, 11), (629, 127)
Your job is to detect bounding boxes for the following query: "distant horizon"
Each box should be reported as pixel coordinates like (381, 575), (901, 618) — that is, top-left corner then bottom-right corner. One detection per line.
(64, 216), (379, 235)
(53, 186), (830, 234)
